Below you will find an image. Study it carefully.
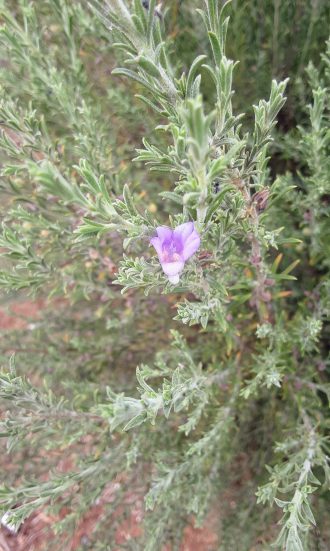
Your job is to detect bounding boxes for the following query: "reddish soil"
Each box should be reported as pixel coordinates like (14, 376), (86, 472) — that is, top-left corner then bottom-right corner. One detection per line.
(1, 507), (219, 551)
(0, 299), (46, 331)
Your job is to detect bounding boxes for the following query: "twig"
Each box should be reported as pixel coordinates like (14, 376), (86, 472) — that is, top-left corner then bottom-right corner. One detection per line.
(234, 178), (271, 322)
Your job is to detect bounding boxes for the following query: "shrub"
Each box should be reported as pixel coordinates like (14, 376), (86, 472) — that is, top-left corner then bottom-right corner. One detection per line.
(0, 1), (329, 549)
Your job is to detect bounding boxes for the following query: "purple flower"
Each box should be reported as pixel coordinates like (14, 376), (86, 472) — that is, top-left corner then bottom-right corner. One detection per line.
(150, 222), (200, 284)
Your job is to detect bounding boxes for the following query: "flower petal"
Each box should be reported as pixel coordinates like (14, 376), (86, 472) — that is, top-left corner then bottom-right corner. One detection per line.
(150, 237), (163, 257)
(182, 233), (200, 260)
(161, 259), (184, 276)
(168, 274), (180, 284)
(156, 226), (173, 243)
(173, 222), (194, 242)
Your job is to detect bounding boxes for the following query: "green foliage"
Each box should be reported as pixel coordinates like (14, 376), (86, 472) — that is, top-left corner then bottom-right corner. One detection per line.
(0, 1), (329, 550)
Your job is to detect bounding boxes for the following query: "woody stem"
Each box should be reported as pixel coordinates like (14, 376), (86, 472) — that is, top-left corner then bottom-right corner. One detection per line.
(236, 179), (270, 322)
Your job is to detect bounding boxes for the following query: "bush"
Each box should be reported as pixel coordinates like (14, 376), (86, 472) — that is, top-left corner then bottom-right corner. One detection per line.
(0, 1), (329, 549)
